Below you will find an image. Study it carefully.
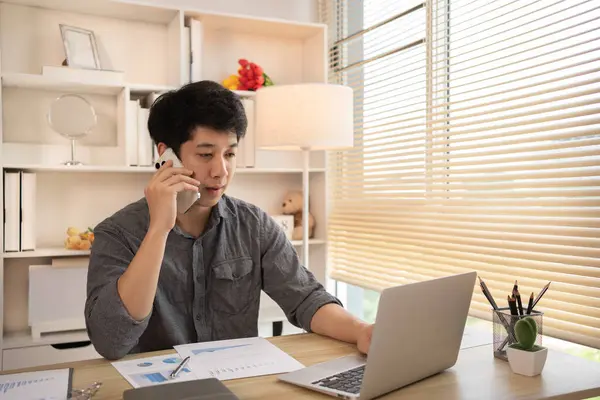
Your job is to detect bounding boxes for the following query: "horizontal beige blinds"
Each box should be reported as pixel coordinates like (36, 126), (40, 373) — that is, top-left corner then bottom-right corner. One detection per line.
(324, 0), (600, 349)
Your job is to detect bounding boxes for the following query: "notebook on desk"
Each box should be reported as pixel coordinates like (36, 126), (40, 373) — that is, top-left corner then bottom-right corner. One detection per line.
(123, 378), (239, 400)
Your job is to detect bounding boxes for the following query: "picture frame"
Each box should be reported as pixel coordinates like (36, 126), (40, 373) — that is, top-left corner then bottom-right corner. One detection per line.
(59, 24), (101, 70)
(270, 215), (294, 240)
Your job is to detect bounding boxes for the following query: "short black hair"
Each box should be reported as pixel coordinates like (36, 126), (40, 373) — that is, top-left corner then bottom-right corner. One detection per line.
(147, 80), (247, 156)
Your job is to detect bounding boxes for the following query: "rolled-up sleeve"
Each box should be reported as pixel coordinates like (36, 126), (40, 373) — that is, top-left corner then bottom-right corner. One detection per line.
(85, 221), (150, 360)
(259, 211), (342, 332)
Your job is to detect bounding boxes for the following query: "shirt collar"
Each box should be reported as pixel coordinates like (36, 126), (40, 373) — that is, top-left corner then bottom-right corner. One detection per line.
(172, 195), (235, 239)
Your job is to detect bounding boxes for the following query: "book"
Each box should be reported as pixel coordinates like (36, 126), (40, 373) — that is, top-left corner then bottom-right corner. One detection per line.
(3, 171), (20, 252)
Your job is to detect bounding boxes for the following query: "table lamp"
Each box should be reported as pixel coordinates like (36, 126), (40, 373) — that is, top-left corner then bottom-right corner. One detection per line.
(255, 83), (354, 269)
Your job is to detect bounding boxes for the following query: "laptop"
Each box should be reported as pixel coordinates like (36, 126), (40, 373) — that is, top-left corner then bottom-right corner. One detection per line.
(278, 271), (477, 400)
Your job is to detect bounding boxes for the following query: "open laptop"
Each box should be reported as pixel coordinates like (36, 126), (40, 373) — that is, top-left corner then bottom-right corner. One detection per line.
(278, 271), (477, 400)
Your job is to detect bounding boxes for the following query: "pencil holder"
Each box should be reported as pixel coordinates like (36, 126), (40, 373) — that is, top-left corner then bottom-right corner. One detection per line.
(492, 308), (543, 361)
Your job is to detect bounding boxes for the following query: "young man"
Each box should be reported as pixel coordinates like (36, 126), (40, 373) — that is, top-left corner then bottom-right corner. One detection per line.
(84, 80), (373, 360)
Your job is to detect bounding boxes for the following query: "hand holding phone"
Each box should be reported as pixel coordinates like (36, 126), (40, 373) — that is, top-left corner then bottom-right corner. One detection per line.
(145, 149), (201, 234)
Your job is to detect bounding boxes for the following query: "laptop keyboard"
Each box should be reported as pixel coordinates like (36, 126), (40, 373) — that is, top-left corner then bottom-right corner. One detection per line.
(311, 365), (365, 394)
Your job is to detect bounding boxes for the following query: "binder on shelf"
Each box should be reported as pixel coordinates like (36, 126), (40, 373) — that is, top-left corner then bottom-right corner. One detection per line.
(126, 99), (139, 166)
(137, 106), (153, 166)
(20, 171), (36, 251)
(189, 19), (203, 82)
(3, 171), (20, 252)
(240, 98), (256, 168)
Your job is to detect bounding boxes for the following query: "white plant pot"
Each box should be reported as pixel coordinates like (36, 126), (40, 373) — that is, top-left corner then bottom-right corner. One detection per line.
(506, 346), (548, 377)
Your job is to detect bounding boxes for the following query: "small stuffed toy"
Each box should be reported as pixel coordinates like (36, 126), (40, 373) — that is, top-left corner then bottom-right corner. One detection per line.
(281, 191), (315, 240)
(65, 227), (94, 250)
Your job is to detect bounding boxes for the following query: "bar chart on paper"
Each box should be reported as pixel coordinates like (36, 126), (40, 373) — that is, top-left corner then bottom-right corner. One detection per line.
(175, 337), (304, 381)
(112, 355), (198, 388)
(0, 369), (70, 399)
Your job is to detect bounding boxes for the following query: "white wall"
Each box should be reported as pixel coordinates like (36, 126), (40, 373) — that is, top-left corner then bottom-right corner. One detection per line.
(119, 0), (319, 23)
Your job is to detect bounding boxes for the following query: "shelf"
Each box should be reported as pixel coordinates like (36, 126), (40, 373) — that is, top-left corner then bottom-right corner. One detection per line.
(2, 164), (326, 174)
(3, 241), (326, 259)
(128, 83), (178, 93)
(291, 239), (326, 246)
(236, 167), (326, 174)
(1, 0), (178, 24)
(233, 90), (256, 97)
(3, 248), (90, 259)
(185, 9), (325, 40)
(2, 164), (156, 173)
(1, 72), (124, 95)
(3, 329), (90, 350)
(1, 72), (178, 96)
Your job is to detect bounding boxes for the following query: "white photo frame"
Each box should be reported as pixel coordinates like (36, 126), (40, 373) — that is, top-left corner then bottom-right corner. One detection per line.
(271, 215), (294, 240)
(59, 24), (101, 70)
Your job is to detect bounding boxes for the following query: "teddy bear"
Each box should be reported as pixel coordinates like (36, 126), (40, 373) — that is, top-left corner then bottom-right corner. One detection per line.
(64, 227), (94, 250)
(281, 190), (315, 240)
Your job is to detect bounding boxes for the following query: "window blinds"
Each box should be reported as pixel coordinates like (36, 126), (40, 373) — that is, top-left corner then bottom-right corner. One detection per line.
(323, 0), (600, 349)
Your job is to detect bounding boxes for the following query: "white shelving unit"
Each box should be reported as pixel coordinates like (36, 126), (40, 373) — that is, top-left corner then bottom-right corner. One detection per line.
(0, 0), (330, 370)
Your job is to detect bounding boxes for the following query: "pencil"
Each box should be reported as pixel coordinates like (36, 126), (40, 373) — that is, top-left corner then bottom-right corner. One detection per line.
(532, 282), (551, 309)
(513, 280), (518, 292)
(508, 295), (518, 316)
(514, 289), (523, 316)
(478, 276), (498, 310)
(526, 292), (534, 315)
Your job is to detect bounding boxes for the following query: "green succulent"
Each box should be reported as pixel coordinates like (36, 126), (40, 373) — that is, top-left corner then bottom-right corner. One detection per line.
(509, 316), (543, 352)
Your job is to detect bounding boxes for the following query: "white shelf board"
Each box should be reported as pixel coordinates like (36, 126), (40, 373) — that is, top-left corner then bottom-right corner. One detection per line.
(3, 241), (326, 259)
(2, 164), (156, 173)
(1, 72), (124, 95)
(2, 164), (326, 174)
(236, 167), (326, 174)
(128, 83), (178, 93)
(233, 90), (256, 97)
(185, 9), (325, 40)
(1, 73), (178, 96)
(3, 248), (90, 259)
(291, 239), (326, 246)
(1, 0), (178, 24)
(2, 329), (90, 350)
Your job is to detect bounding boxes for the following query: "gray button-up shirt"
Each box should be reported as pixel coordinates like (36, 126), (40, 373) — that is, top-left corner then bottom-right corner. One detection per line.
(84, 195), (341, 360)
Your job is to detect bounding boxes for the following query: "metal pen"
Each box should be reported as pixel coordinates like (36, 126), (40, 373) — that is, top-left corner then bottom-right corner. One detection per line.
(169, 356), (190, 379)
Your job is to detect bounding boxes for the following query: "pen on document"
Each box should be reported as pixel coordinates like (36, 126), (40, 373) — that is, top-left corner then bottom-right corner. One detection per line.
(170, 356), (190, 379)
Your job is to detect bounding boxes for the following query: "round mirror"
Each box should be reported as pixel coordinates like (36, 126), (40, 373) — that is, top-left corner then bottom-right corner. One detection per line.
(47, 94), (97, 165)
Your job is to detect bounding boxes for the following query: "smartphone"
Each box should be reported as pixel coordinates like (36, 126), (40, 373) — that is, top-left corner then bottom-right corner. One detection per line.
(154, 148), (200, 214)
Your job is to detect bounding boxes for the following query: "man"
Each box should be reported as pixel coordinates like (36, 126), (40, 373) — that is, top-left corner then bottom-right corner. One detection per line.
(84, 80), (373, 360)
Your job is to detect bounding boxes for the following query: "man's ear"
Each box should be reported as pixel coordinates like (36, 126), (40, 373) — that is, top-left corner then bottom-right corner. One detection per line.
(156, 142), (168, 156)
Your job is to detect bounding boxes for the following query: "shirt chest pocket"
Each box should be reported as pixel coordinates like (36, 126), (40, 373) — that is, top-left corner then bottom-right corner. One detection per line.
(210, 257), (259, 315)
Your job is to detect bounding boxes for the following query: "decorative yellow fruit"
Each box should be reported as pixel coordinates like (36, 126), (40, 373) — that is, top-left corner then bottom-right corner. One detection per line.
(65, 235), (81, 249)
(67, 227), (80, 237)
(78, 240), (91, 250)
(222, 74), (239, 90)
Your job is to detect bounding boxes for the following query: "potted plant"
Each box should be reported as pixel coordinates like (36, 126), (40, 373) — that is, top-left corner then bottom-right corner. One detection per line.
(506, 316), (548, 376)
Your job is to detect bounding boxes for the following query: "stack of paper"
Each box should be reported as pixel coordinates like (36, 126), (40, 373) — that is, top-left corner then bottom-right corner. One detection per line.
(0, 368), (71, 399)
(112, 337), (305, 388)
(175, 337), (304, 381)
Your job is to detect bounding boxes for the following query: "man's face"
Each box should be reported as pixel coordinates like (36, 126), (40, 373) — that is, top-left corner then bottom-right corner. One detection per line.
(178, 127), (238, 208)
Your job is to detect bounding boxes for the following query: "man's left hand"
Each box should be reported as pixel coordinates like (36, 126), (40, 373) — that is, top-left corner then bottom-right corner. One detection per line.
(357, 323), (374, 354)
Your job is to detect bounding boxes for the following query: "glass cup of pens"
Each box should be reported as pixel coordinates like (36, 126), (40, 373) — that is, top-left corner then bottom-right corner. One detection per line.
(478, 277), (550, 361)
(492, 308), (543, 361)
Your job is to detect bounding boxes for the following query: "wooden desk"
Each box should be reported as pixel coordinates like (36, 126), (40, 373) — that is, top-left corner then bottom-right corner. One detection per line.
(5, 333), (600, 400)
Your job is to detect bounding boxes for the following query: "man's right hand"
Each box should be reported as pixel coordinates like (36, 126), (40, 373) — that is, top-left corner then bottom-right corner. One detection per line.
(144, 160), (200, 235)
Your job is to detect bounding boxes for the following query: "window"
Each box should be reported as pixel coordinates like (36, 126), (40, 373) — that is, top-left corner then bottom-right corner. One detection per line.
(321, 0), (600, 349)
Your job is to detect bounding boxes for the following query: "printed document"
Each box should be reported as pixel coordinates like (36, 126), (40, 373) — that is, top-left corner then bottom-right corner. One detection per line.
(0, 368), (71, 400)
(112, 354), (199, 388)
(175, 337), (304, 381)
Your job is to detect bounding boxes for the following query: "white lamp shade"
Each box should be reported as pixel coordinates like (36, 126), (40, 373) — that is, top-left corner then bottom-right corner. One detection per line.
(254, 83), (354, 150)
